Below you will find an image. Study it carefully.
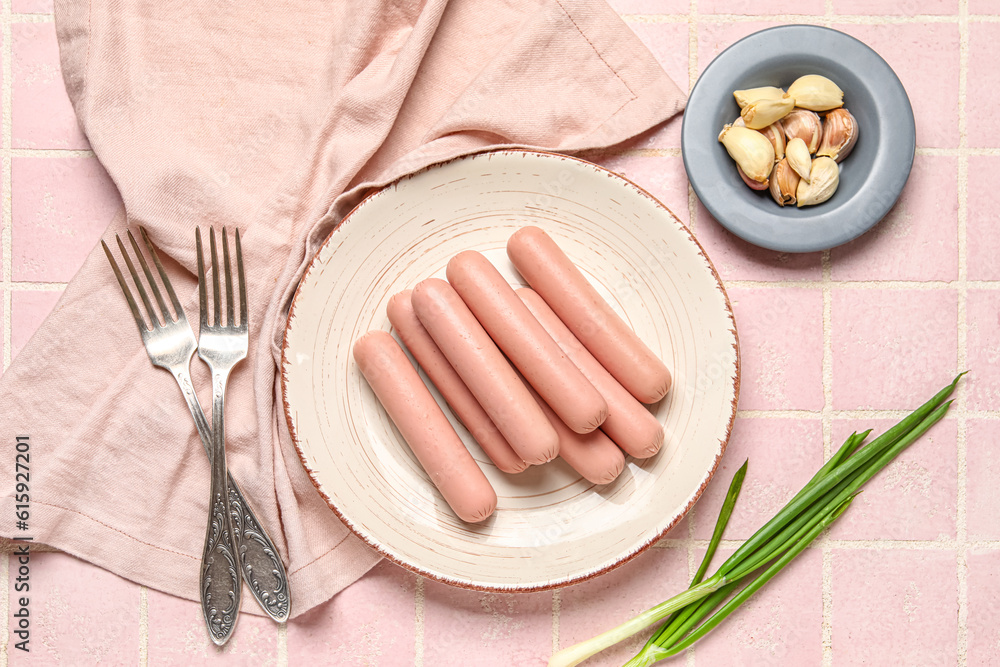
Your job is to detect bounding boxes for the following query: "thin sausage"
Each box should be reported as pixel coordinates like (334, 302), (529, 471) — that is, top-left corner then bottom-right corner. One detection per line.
(506, 226), (672, 404)
(518, 288), (665, 459)
(446, 250), (608, 434)
(353, 331), (497, 523)
(411, 278), (559, 465)
(387, 291), (528, 474)
(522, 381), (625, 485)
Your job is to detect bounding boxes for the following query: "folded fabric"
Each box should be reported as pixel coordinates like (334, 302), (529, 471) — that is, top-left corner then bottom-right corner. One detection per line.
(0, 0), (685, 617)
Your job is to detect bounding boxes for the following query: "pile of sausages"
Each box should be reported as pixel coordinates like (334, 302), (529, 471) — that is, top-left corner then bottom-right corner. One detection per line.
(353, 226), (673, 523)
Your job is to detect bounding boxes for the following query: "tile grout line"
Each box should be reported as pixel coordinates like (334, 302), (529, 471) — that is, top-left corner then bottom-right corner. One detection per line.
(616, 147), (1000, 158)
(820, 245), (834, 666)
(2, 0), (11, 378)
(0, 553), (6, 667)
(820, 4), (834, 665)
(955, 1), (969, 665)
(138, 586), (148, 665)
(685, 0), (698, 240)
(654, 537), (1000, 550)
(277, 622), (288, 666)
(623, 12), (973, 24)
(551, 588), (561, 656)
(686, 5), (698, 666)
(414, 576), (425, 667)
(1, 0), (11, 662)
(685, 6), (699, 665)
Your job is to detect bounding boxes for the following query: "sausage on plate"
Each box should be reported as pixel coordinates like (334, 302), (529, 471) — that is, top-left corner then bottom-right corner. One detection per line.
(507, 226), (672, 404)
(353, 330), (497, 523)
(387, 290), (528, 474)
(411, 278), (559, 465)
(518, 287), (665, 459)
(447, 250), (608, 434)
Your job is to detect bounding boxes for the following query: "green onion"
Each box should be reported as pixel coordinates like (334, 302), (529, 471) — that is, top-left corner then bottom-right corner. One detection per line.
(546, 375), (961, 667)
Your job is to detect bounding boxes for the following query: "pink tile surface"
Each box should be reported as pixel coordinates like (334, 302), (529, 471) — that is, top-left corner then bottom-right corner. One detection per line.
(10, 289), (62, 359)
(831, 156), (958, 281)
(694, 202), (823, 281)
(146, 588), (278, 665)
(694, 546), (823, 665)
(286, 560), (415, 664)
(831, 288), (958, 409)
(12, 22), (89, 149)
(692, 417), (823, 541)
(559, 546), (689, 665)
(831, 549), (958, 665)
(966, 290), (1000, 412)
(728, 286), (825, 410)
(605, 0), (688, 14)
(422, 582), (553, 666)
(967, 419), (1000, 541)
(7, 551), (141, 664)
(967, 22), (1000, 149)
(621, 21), (690, 149)
(700, 0), (824, 15)
(832, 0), (957, 14)
(697, 22), (790, 80)
(12, 0), (53, 13)
(597, 155), (690, 225)
(832, 23), (960, 149)
(967, 550), (1000, 666)
(967, 156), (1000, 280)
(828, 418), (957, 541)
(11, 157), (123, 282)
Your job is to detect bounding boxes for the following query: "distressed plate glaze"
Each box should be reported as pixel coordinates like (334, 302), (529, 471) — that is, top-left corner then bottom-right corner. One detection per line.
(281, 150), (739, 591)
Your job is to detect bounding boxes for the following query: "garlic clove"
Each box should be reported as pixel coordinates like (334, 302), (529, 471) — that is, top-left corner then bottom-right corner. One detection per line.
(760, 120), (786, 161)
(787, 74), (844, 111)
(741, 95), (795, 130)
(782, 109), (823, 153)
(733, 86), (787, 109)
(786, 137), (813, 183)
(719, 125), (775, 184)
(769, 158), (800, 206)
(738, 164), (770, 191)
(816, 108), (858, 162)
(796, 156), (839, 207)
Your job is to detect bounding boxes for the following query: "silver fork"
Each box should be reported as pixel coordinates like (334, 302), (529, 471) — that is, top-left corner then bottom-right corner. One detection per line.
(195, 226), (250, 645)
(102, 229), (291, 635)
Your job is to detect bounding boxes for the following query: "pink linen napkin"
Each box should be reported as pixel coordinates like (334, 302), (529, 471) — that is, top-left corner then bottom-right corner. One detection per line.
(0, 0), (685, 617)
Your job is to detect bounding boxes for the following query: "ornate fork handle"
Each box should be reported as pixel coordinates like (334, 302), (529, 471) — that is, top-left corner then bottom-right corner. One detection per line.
(200, 369), (241, 645)
(173, 367), (291, 622)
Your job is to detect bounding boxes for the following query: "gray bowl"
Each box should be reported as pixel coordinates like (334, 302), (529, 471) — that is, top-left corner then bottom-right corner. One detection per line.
(682, 25), (915, 253)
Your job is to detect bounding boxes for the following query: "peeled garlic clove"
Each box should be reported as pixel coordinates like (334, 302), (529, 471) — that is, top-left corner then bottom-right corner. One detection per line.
(786, 137), (813, 183)
(741, 95), (795, 130)
(733, 86), (787, 109)
(738, 164), (769, 191)
(719, 125), (775, 184)
(787, 74), (844, 111)
(769, 158), (800, 207)
(759, 120), (786, 161)
(782, 109), (823, 153)
(816, 108), (858, 162)
(796, 156), (839, 207)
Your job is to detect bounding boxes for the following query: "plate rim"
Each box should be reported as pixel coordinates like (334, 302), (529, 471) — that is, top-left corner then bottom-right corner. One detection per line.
(280, 148), (742, 591)
(681, 24), (916, 253)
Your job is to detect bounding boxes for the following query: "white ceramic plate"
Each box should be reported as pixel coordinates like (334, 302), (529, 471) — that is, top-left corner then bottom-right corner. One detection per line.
(281, 150), (739, 591)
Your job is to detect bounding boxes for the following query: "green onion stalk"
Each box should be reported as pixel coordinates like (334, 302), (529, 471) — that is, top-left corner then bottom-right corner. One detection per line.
(547, 374), (963, 667)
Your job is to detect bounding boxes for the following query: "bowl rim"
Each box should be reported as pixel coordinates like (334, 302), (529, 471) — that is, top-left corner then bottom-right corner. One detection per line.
(682, 24), (916, 253)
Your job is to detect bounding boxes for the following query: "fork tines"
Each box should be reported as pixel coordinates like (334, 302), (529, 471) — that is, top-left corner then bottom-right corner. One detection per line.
(195, 227), (247, 331)
(102, 227), (185, 332)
